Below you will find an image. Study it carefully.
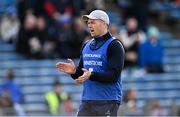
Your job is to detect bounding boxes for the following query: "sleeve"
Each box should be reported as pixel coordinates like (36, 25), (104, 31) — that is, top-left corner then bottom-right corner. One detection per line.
(89, 40), (125, 83)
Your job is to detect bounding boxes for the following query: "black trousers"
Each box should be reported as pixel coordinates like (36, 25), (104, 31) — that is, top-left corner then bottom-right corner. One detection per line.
(77, 100), (120, 116)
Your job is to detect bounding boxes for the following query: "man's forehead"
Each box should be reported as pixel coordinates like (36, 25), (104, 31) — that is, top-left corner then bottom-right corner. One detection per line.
(87, 19), (103, 23)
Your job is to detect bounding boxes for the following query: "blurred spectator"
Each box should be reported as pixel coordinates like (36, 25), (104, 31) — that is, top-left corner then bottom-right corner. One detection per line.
(25, 0), (47, 17)
(178, 107), (180, 116)
(16, 13), (37, 56)
(17, 0), (49, 24)
(16, 0), (85, 46)
(55, 14), (78, 58)
(145, 99), (169, 116)
(170, 100), (179, 116)
(118, 89), (140, 116)
(109, 23), (120, 39)
(36, 16), (57, 59)
(0, 90), (16, 116)
(130, 0), (149, 32)
(41, 0), (86, 23)
(0, 69), (25, 116)
(118, 0), (149, 31)
(72, 17), (89, 57)
(175, 0), (180, 4)
(44, 81), (71, 115)
(44, 0), (85, 20)
(16, 13), (45, 59)
(63, 95), (75, 116)
(139, 26), (164, 73)
(85, 0), (105, 13)
(119, 17), (146, 68)
(0, 7), (20, 43)
(17, 0), (29, 24)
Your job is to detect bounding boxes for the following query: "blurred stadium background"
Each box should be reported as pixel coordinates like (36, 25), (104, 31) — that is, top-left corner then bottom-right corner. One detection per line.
(0, 0), (180, 116)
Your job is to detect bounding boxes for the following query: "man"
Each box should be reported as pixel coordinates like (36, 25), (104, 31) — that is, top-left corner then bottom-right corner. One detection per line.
(45, 81), (69, 115)
(56, 10), (125, 116)
(0, 69), (25, 116)
(139, 26), (164, 73)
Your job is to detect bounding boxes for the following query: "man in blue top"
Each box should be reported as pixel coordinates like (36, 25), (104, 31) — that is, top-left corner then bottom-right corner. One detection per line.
(56, 10), (125, 116)
(0, 69), (25, 116)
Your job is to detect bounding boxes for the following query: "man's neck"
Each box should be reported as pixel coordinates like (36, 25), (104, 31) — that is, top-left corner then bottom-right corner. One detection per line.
(95, 30), (108, 38)
(94, 32), (111, 40)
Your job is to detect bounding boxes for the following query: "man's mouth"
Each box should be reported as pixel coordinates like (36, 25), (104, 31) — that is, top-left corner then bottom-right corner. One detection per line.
(90, 29), (94, 33)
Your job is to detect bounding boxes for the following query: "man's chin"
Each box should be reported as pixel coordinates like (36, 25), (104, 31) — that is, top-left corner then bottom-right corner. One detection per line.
(90, 34), (96, 37)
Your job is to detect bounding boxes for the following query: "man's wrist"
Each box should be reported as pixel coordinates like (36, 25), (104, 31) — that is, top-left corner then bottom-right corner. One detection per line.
(71, 68), (76, 74)
(89, 72), (95, 80)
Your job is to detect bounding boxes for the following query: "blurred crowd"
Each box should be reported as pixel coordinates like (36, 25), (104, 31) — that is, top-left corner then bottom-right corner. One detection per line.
(44, 78), (75, 116)
(0, 0), (173, 73)
(0, 69), (25, 116)
(1, 69), (180, 116)
(118, 89), (180, 116)
(0, 0), (180, 116)
(1, 0), (90, 59)
(0, 69), (75, 116)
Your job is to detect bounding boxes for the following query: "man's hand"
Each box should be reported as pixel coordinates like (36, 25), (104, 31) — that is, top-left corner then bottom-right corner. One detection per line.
(75, 68), (91, 84)
(56, 59), (76, 74)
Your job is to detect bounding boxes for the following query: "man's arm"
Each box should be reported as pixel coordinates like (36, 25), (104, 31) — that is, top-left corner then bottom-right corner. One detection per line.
(89, 40), (125, 83)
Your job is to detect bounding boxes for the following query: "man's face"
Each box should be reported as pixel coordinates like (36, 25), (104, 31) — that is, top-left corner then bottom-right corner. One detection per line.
(54, 85), (61, 93)
(87, 19), (106, 37)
